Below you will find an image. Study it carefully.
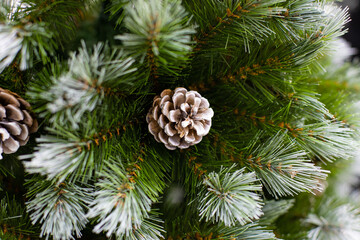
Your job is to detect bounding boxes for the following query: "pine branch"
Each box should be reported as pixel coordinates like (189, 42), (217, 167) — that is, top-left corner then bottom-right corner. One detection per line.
(189, 34), (343, 102)
(22, 126), (100, 183)
(314, 60), (360, 130)
(86, 128), (170, 238)
(305, 198), (360, 240)
(22, 113), (141, 184)
(23, 41), (150, 184)
(289, 121), (355, 162)
(289, 91), (333, 123)
(243, 131), (329, 198)
(0, 0), (355, 239)
(0, 0), (29, 22)
(86, 158), (156, 238)
(0, 231), (28, 240)
(185, 0), (348, 54)
(185, 0), (291, 51)
(187, 2), (349, 103)
(115, 214), (164, 240)
(0, 22), (56, 72)
(26, 178), (92, 240)
(259, 199), (295, 226)
(0, 0), (95, 73)
(24, 124), (169, 238)
(27, 41), (140, 129)
(219, 222), (279, 240)
(0, 195), (38, 239)
(106, 0), (130, 27)
(20, 0), (93, 42)
(197, 165), (263, 226)
(214, 92), (355, 163)
(116, 0), (195, 77)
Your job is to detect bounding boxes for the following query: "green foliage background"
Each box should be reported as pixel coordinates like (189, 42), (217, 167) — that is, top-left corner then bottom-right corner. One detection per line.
(0, 0), (360, 239)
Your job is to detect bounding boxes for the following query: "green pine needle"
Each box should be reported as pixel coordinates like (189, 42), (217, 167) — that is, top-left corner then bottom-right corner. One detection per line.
(197, 165), (263, 226)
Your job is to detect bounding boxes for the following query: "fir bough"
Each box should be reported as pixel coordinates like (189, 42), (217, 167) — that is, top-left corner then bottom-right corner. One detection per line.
(0, 0), (358, 240)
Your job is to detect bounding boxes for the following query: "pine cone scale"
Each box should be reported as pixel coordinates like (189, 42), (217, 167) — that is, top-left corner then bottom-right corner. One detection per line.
(152, 105), (161, 121)
(18, 98), (31, 109)
(22, 110), (34, 127)
(28, 120), (38, 134)
(162, 101), (173, 117)
(185, 131), (195, 142)
(153, 97), (161, 107)
(180, 103), (190, 114)
(159, 131), (168, 144)
(169, 109), (181, 123)
(194, 108), (214, 121)
(0, 106), (5, 119)
(158, 114), (168, 128)
(169, 135), (181, 146)
(5, 104), (24, 121)
(17, 124), (29, 141)
(148, 121), (161, 139)
(3, 137), (20, 154)
(161, 89), (172, 97)
(0, 128), (9, 141)
(160, 95), (171, 106)
(200, 98), (210, 108)
(1, 121), (22, 135)
(0, 92), (20, 107)
(164, 123), (176, 136)
(173, 92), (185, 108)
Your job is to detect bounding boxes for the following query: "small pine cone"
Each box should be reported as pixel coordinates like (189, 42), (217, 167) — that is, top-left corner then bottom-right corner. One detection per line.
(0, 87), (38, 159)
(147, 87), (214, 150)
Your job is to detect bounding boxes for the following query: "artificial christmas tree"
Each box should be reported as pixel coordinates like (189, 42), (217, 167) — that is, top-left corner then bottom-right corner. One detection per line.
(1, 0), (360, 240)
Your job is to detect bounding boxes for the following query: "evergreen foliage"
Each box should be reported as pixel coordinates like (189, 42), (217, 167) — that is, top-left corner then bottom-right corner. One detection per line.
(197, 166), (263, 226)
(305, 198), (360, 240)
(116, 0), (195, 75)
(0, 195), (38, 238)
(26, 180), (92, 240)
(0, 0), (359, 239)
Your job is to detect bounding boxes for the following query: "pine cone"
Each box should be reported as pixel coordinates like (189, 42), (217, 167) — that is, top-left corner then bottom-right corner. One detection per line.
(147, 87), (214, 150)
(0, 87), (38, 159)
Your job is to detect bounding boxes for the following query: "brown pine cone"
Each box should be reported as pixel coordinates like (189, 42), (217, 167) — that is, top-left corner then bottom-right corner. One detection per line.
(146, 87), (213, 150)
(0, 87), (38, 159)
